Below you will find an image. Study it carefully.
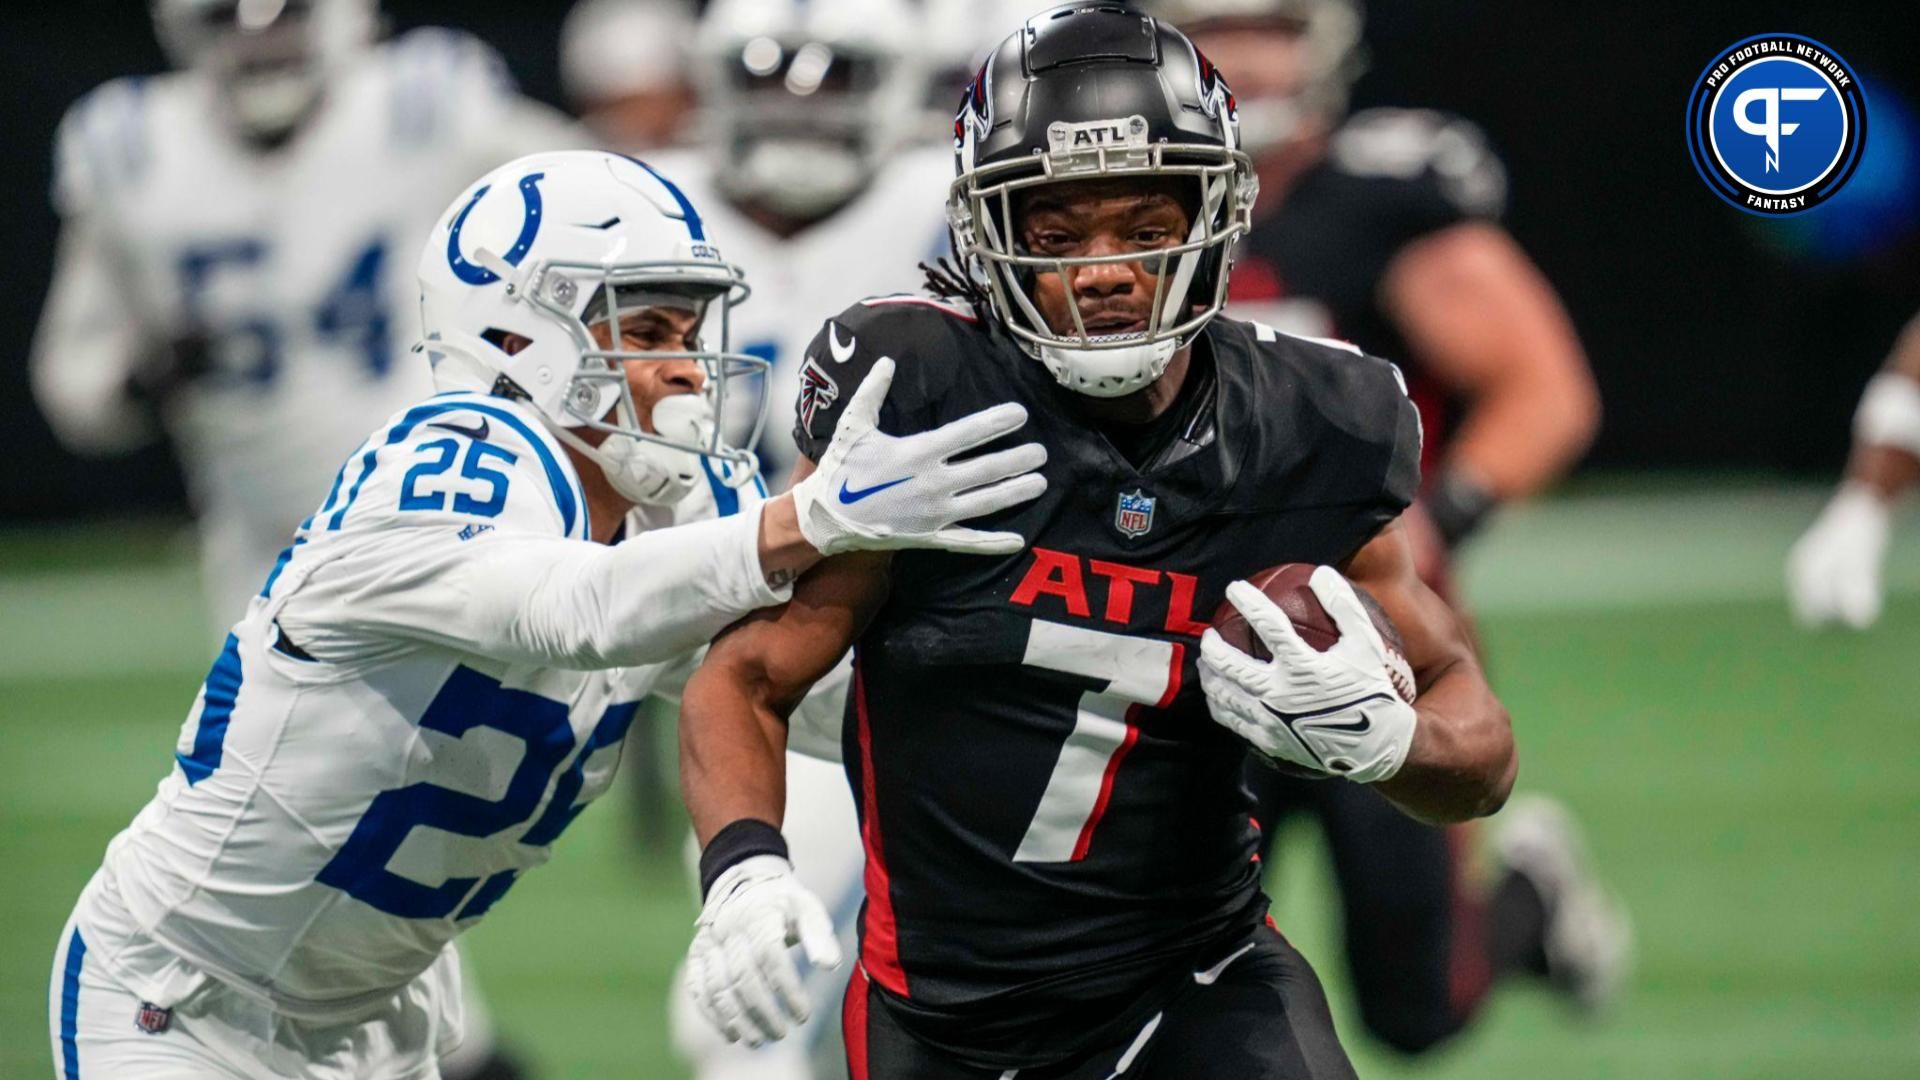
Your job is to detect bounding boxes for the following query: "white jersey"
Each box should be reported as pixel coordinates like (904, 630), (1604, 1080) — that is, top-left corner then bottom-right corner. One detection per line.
(643, 146), (954, 481)
(31, 29), (581, 618)
(72, 390), (793, 1024)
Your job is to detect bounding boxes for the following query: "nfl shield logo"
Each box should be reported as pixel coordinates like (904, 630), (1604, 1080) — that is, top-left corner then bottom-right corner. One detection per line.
(1115, 489), (1155, 538)
(134, 1001), (172, 1035)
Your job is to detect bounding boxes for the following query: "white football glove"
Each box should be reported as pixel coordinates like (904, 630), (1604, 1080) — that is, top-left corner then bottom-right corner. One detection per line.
(1787, 484), (1892, 630)
(790, 357), (1048, 556)
(1198, 568), (1418, 783)
(683, 855), (842, 1048)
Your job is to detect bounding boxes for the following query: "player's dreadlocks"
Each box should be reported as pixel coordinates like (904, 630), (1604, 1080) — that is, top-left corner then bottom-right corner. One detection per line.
(919, 256), (992, 312)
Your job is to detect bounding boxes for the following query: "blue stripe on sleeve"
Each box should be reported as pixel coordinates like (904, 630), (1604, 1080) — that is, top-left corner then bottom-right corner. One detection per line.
(176, 634), (242, 786)
(60, 928), (87, 1079)
(325, 400), (588, 539)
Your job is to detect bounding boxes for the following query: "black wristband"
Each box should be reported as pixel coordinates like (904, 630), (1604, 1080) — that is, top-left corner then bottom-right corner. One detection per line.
(698, 819), (789, 900)
(1424, 468), (1498, 549)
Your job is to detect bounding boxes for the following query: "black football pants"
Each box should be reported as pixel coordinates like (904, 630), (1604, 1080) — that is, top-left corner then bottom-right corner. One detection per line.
(843, 922), (1357, 1080)
(1249, 766), (1493, 1055)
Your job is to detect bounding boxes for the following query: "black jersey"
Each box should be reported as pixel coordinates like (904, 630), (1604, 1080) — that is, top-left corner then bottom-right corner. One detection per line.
(793, 294), (1420, 1068)
(1229, 108), (1506, 475)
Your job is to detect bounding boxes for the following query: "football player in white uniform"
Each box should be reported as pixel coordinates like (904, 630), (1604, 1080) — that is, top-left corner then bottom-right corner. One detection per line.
(48, 150), (1048, 1080)
(1789, 310), (1920, 629)
(31, 0), (581, 634)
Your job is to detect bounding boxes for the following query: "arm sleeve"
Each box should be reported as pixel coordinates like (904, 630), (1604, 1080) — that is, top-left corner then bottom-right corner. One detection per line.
(283, 507), (789, 671)
(276, 402), (787, 670)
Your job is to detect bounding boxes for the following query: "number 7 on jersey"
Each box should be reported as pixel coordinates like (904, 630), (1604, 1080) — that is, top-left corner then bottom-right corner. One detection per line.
(1014, 620), (1184, 863)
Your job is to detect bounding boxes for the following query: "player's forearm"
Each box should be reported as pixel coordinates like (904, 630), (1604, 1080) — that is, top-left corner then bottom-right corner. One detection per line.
(1443, 350), (1600, 501)
(1386, 222), (1599, 502)
(1376, 658), (1515, 824)
(680, 653), (792, 845)
(758, 494), (824, 593)
(470, 506), (792, 668)
(31, 224), (159, 454)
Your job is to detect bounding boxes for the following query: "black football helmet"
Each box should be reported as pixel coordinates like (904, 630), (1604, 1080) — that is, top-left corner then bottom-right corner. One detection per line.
(949, 2), (1258, 398)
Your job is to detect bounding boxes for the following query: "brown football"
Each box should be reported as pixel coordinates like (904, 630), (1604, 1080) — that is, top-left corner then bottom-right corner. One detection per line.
(1210, 563), (1413, 696)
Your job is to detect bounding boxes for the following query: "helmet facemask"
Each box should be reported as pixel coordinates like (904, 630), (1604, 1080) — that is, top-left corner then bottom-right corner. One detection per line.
(710, 37), (899, 220)
(515, 259), (770, 506)
(950, 127), (1258, 398)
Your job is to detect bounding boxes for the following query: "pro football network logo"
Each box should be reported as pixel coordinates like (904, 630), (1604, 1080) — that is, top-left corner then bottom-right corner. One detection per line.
(1685, 34), (1867, 215)
(1115, 489), (1155, 539)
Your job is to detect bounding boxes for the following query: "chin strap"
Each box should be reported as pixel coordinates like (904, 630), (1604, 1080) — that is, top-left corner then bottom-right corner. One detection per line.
(550, 424), (698, 508)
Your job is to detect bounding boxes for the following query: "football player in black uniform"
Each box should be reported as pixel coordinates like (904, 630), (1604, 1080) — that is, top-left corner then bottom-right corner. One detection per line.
(1145, 0), (1624, 1057)
(677, 6), (1516, 1078)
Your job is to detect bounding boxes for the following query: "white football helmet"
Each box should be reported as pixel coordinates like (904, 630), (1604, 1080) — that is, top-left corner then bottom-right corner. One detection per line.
(418, 150), (769, 506)
(151, 0), (376, 139)
(693, 0), (924, 220)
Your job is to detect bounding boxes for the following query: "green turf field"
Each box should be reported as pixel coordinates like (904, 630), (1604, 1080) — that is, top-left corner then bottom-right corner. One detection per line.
(4, 483), (1918, 1078)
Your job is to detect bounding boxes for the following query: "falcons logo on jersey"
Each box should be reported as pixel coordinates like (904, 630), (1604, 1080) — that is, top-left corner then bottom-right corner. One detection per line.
(799, 358), (840, 430)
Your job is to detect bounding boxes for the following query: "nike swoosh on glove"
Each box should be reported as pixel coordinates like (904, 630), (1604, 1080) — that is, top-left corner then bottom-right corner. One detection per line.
(789, 357), (1048, 556)
(683, 855), (841, 1048)
(1787, 484), (1891, 630)
(1198, 567), (1417, 783)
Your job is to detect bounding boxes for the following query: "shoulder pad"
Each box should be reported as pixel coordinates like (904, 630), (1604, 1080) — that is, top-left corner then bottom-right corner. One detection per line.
(315, 394), (592, 542)
(790, 294), (982, 461)
(1330, 108), (1507, 220)
(382, 27), (515, 146)
(1242, 321), (1422, 510)
(52, 76), (156, 215)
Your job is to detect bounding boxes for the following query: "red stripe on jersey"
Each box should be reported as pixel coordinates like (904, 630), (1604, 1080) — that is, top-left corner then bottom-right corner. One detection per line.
(859, 295), (979, 321)
(1071, 707), (1141, 861)
(1068, 643), (1183, 861)
(843, 964), (872, 1080)
(854, 659), (911, 997)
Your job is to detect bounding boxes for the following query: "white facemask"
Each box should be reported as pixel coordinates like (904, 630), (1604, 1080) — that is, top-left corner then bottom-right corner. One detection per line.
(729, 139), (868, 220)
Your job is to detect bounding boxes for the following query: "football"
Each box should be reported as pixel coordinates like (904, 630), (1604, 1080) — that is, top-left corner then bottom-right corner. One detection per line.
(1209, 563), (1416, 705)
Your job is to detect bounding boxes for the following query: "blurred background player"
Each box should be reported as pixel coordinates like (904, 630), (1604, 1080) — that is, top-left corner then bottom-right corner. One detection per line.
(561, 0), (699, 152)
(1139, 0), (1626, 1057)
(30, 0), (581, 638)
(652, 0), (954, 486)
(1789, 311), (1920, 629)
(29, 3), (580, 1077)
